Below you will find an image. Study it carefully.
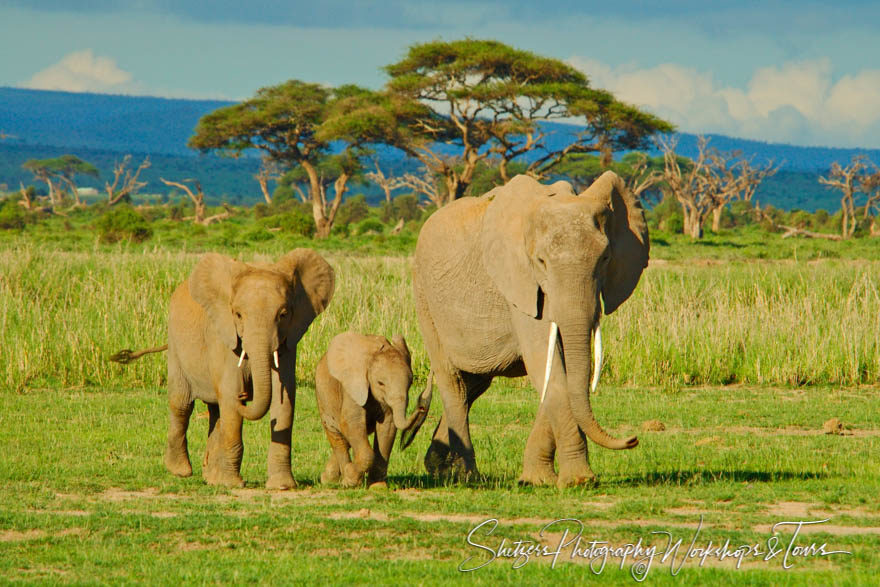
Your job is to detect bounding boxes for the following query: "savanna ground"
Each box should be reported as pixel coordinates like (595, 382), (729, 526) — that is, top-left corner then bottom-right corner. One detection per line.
(1, 229), (879, 584)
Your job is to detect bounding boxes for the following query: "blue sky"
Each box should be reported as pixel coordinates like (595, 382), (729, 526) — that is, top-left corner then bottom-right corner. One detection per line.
(2, 1), (879, 148)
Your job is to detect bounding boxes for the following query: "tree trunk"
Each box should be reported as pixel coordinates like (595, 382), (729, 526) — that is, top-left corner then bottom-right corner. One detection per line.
(257, 174), (272, 205)
(195, 201), (206, 224)
(687, 207), (703, 239)
(711, 206), (723, 233)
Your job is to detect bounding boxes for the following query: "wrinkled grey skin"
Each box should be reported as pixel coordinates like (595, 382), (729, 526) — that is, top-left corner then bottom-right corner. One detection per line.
(164, 249), (334, 488)
(412, 172), (649, 487)
(315, 332), (425, 488)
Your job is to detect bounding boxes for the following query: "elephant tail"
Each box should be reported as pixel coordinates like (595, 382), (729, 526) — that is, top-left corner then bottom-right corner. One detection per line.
(109, 344), (168, 364)
(399, 369), (434, 450)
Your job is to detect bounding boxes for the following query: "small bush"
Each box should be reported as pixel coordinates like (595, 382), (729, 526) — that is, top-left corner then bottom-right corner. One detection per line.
(354, 217), (386, 235)
(0, 199), (28, 230)
(96, 204), (153, 243)
(336, 194), (370, 227)
(259, 206), (315, 238)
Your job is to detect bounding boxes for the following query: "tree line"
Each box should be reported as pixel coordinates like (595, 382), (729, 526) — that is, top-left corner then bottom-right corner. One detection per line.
(3, 39), (879, 241)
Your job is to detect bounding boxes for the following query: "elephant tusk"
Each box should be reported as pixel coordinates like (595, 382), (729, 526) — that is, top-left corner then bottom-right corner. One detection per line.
(540, 321), (558, 404)
(591, 325), (603, 395)
(237, 352), (246, 368)
(273, 350), (279, 369)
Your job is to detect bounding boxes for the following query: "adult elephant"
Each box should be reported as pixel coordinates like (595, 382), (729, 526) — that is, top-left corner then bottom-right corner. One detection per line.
(412, 171), (648, 487)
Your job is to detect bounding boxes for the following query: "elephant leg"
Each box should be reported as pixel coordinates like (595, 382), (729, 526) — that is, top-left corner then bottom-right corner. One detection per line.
(368, 419), (396, 488)
(266, 367), (296, 490)
(164, 357), (194, 477)
(202, 402), (220, 470)
(516, 316), (594, 488)
(203, 401), (245, 488)
(520, 405), (558, 486)
(340, 413), (372, 488)
(425, 371), (491, 479)
(320, 424), (348, 484)
(546, 386), (596, 488)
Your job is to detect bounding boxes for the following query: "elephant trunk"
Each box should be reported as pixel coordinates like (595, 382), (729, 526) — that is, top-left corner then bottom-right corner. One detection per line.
(391, 398), (420, 431)
(236, 336), (274, 421)
(555, 299), (638, 451)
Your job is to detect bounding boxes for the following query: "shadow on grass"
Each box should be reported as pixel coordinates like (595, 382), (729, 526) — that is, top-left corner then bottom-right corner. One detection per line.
(616, 468), (828, 487)
(386, 473), (520, 490)
(692, 240), (746, 248)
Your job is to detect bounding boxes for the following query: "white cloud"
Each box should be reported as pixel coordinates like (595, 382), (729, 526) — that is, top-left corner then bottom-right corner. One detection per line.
(22, 49), (139, 93)
(569, 56), (880, 149)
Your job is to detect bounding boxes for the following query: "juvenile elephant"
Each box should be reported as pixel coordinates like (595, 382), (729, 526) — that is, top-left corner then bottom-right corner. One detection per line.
(315, 332), (431, 488)
(413, 172), (648, 487)
(117, 249), (335, 488)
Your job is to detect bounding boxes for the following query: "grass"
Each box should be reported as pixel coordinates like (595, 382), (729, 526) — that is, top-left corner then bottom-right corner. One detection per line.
(2, 238), (880, 583)
(1, 384), (878, 583)
(3, 244), (879, 392)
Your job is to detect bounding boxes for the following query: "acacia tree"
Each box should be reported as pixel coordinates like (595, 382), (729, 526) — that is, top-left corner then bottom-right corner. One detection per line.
(819, 156), (873, 239)
(254, 157), (282, 205)
(21, 155), (99, 207)
(190, 82), (413, 238)
(551, 151), (664, 201)
(380, 39), (673, 203)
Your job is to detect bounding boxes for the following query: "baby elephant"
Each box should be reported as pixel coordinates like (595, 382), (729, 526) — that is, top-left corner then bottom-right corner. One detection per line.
(315, 332), (431, 488)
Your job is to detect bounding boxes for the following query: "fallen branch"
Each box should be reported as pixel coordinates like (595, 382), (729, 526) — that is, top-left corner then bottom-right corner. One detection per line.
(779, 225), (842, 241)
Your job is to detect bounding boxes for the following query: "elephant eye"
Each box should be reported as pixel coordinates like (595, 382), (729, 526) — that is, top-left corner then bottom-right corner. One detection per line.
(279, 308), (288, 318)
(377, 380), (385, 387)
(235, 311), (242, 319)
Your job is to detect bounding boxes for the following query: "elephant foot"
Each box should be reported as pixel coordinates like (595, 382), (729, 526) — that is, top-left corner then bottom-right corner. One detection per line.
(266, 472), (297, 490)
(204, 466), (245, 488)
(321, 461), (342, 484)
(341, 464), (365, 488)
(164, 450), (193, 478)
(556, 470), (598, 489)
(518, 465), (558, 487)
(368, 481), (388, 490)
(424, 440), (451, 476)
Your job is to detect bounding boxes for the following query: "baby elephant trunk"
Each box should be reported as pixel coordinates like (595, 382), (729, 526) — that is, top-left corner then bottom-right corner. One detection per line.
(237, 337), (274, 421)
(391, 400), (420, 431)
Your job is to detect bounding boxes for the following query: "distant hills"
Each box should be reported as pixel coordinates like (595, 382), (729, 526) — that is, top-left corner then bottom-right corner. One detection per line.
(3, 86), (879, 210)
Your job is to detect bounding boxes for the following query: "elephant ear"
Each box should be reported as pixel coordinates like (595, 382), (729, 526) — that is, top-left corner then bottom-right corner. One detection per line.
(274, 249), (335, 349)
(327, 332), (382, 407)
(579, 171), (650, 314)
(480, 175), (558, 317)
(188, 253), (247, 350)
(390, 334), (411, 367)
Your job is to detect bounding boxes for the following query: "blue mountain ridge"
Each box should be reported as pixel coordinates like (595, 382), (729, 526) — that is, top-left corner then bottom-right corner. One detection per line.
(2, 86), (876, 210)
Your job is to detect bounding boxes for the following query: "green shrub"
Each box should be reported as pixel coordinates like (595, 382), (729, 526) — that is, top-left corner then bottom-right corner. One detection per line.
(96, 204), (153, 243)
(335, 194), (370, 227)
(354, 217), (386, 235)
(0, 198), (28, 230)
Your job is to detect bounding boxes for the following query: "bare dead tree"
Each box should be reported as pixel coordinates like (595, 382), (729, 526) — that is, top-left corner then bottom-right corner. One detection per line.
(365, 159), (407, 204)
(254, 157), (282, 205)
(624, 152), (664, 203)
(18, 182), (33, 210)
(658, 135), (712, 238)
(106, 155), (151, 206)
(396, 167), (443, 208)
(160, 178), (208, 225)
(858, 163), (880, 236)
(819, 156), (868, 239)
(659, 136), (776, 237)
